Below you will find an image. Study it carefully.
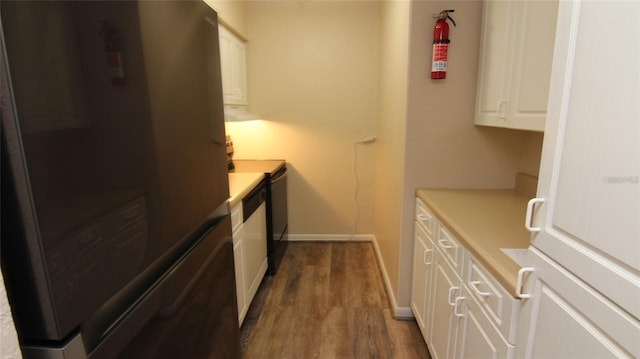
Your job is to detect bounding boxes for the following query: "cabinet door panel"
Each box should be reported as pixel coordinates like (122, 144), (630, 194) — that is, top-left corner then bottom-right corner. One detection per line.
(517, 248), (639, 358)
(411, 222), (433, 338)
(532, 0), (640, 318)
(509, 0), (558, 130)
(218, 25), (247, 105)
(474, 0), (513, 128)
(233, 226), (247, 325)
(428, 249), (461, 359)
(454, 287), (512, 359)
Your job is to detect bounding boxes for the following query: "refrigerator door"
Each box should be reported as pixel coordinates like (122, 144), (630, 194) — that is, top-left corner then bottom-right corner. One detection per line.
(1, 0), (232, 352)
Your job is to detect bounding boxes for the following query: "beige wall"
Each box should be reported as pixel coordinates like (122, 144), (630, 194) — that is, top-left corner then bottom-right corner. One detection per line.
(227, 1), (381, 236)
(209, 0), (544, 312)
(390, 0), (533, 308)
(203, 0), (248, 39)
(373, 0), (411, 313)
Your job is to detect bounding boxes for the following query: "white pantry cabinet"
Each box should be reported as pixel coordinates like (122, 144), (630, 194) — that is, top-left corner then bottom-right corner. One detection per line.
(517, 0), (640, 357)
(474, 0), (558, 132)
(218, 25), (247, 105)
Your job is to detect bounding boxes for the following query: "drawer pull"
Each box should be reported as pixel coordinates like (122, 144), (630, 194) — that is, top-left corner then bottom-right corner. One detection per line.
(454, 296), (465, 317)
(423, 249), (433, 265)
(516, 267), (535, 299)
(438, 239), (454, 249)
(417, 213), (430, 221)
(448, 286), (459, 306)
(525, 198), (545, 232)
(470, 281), (491, 297)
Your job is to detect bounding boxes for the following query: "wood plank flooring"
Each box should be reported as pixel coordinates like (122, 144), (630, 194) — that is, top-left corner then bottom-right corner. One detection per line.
(240, 242), (431, 359)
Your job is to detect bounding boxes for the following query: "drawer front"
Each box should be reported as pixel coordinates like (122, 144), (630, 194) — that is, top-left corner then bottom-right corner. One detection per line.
(465, 255), (520, 343)
(231, 202), (243, 232)
(437, 225), (463, 276)
(415, 199), (434, 237)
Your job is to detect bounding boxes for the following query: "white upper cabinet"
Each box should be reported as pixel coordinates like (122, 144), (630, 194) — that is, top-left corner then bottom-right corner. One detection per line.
(218, 25), (247, 105)
(474, 0), (558, 132)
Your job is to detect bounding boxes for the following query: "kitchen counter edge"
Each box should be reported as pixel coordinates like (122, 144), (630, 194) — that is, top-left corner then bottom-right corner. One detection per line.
(228, 172), (265, 208)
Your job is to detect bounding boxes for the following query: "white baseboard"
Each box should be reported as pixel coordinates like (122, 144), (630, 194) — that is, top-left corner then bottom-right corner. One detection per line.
(287, 234), (374, 242)
(369, 237), (415, 320)
(394, 306), (415, 320)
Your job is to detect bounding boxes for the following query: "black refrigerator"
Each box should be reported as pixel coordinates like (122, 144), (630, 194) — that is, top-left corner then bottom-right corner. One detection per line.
(0, 1), (240, 358)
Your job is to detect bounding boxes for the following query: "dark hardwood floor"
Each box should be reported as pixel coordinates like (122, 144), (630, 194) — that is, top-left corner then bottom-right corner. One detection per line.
(240, 242), (431, 358)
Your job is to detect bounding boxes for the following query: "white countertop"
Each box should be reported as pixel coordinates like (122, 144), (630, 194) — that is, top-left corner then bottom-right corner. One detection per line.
(228, 172), (265, 208)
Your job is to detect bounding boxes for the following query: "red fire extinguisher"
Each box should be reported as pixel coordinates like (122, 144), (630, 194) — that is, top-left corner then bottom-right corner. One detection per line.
(431, 9), (456, 80)
(100, 22), (126, 85)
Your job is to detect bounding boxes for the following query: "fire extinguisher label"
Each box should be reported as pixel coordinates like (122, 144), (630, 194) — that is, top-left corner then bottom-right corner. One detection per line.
(432, 43), (448, 72)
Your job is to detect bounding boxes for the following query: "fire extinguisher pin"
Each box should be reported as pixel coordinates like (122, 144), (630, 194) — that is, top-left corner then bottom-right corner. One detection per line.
(433, 9), (456, 27)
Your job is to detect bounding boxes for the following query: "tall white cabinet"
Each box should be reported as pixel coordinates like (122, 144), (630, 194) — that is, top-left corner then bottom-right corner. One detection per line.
(518, 1), (640, 357)
(474, 0), (558, 132)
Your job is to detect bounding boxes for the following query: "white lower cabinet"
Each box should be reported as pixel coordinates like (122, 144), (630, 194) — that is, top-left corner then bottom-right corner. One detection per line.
(413, 198), (520, 359)
(230, 199), (268, 327)
(453, 285), (513, 359)
(411, 221), (434, 338)
(427, 247), (462, 359)
(231, 203), (247, 324)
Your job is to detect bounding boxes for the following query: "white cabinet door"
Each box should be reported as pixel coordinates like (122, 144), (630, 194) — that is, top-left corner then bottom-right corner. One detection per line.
(411, 222), (435, 340)
(507, 0), (558, 131)
(231, 204), (247, 325)
(428, 248), (461, 359)
(516, 248), (640, 358)
(233, 226), (247, 325)
(530, 0), (640, 318)
(474, 0), (558, 132)
(453, 286), (513, 359)
(218, 25), (247, 105)
(474, 0), (513, 129)
(243, 202), (267, 308)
